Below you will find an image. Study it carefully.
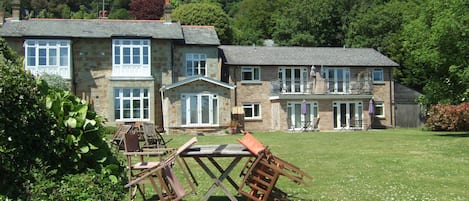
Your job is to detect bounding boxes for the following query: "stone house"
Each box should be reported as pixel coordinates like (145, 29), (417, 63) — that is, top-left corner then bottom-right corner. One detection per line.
(0, 5), (235, 134)
(220, 46), (399, 131)
(1, 4), (399, 133)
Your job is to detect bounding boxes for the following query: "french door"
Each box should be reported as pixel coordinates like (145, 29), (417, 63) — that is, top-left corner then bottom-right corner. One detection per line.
(333, 101), (363, 129)
(287, 101), (318, 130)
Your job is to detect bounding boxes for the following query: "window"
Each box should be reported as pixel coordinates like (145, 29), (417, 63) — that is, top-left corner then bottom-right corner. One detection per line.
(375, 101), (385, 118)
(114, 88), (150, 121)
(278, 67), (308, 93)
(323, 68), (350, 94)
(371, 68), (384, 82)
(186, 53), (207, 76)
(24, 40), (71, 79)
(112, 39), (150, 77)
(243, 103), (261, 119)
(241, 67), (260, 82)
(181, 94), (218, 126)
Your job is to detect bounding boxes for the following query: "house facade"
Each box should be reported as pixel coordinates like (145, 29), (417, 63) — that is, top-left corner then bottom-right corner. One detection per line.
(1, 7), (399, 133)
(0, 10), (235, 134)
(220, 46), (399, 131)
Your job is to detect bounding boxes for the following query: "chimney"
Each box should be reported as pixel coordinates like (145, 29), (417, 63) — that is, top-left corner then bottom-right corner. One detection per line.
(164, 0), (172, 24)
(12, 0), (20, 21)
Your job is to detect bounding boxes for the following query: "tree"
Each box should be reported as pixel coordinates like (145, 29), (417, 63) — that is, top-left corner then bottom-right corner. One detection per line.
(272, 0), (348, 47)
(345, 1), (417, 86)
(129, 0), (165, 20)
(173, 2), (232, 44)
(400, 0), (469, 106)
(231, 0), (283, 45)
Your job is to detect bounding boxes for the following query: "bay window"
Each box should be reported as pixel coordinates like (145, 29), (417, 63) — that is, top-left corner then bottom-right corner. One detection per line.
(112, 39), (150, 77)
(24, 40), (71, 79)
(114, 88), (150, 121)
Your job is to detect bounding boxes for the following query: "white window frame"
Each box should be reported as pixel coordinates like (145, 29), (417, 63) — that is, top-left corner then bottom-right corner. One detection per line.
(181, 93), (218, 126)
(186, 53), (207, 76)
(243, 103), (261, 119)
(112, 39), (151, 77)
(375, 101), (385, 118)
(114, 88), (150, 121)
(24, 39), (71, 79)
(323, 67), (350, 94)
(370, 68), (384, 83)
(332, 101), (363, 129)
(278, 67), (309, 93)
(241, 67), (261, 82)
(287, 101), (319, 130)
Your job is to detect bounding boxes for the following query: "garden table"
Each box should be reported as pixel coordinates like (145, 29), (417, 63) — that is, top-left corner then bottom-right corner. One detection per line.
(181, 144), (253, 201)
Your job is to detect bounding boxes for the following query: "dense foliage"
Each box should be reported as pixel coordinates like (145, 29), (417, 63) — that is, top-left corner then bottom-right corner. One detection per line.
(426, 103), (469, 131)
(129, 0), (165, 20)
(0, 38), (125, 199)
(173, 2), (232, 44)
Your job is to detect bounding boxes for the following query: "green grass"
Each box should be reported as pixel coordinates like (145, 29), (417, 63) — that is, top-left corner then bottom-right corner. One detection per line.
(129, 129), (469, 201)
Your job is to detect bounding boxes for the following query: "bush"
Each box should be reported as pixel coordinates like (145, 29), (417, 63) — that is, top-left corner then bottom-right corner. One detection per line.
(0, 38), (125, 199)
(426, 102), (469, 131)
(0, 38), (56, 198)
(29, 168), (125, 201)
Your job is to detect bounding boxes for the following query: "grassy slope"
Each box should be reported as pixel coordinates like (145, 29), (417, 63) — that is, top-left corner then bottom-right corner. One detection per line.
(135, 129), (469, 201)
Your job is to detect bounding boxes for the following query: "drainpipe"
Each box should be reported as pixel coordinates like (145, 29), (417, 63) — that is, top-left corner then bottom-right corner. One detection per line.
(234, 66), (238, 106)
(160, 87), (168, 133)
(170, 42), (175, 83)
(389, 69), (394, 128)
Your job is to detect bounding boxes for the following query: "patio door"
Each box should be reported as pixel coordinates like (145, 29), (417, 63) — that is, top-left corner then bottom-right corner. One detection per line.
(333, 101), (363, 129)
(287, 101), (318, 130)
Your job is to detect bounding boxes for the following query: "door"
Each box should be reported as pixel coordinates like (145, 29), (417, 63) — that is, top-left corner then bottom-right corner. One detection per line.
(287, 101), (318, 130)
(333, 101), (363, 129)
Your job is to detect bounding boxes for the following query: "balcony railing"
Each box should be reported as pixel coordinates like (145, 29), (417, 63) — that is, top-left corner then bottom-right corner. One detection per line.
(271, 79), (373, 96)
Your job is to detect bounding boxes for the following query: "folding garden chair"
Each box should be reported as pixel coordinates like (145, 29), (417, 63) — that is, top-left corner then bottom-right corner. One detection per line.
(123, 129), (173, 201)
(125, 137), (198, 201)
(237, 131), (313, 201)
(142, 122), (172, 149)
(111, 124), (132, 150)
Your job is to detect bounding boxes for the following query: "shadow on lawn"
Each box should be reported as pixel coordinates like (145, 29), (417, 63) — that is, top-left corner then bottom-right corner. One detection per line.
(206, 195), (314, 201)
(435, 132), (469, 138)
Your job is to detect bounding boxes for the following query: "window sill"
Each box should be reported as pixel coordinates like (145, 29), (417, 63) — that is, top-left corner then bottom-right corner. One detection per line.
(110, 76), (154, 81)
(245, 118), (262, 122)
(372, 81), (385, 85)
(240, 81), (262, 85)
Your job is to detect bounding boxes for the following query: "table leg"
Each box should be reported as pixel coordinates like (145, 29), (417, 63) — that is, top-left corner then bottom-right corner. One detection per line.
(193, 156), (241, 201)
(208, 157), (241, 190)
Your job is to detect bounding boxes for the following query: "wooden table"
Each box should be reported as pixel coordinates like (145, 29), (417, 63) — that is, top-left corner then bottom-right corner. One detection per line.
(181, 144), (253, 201)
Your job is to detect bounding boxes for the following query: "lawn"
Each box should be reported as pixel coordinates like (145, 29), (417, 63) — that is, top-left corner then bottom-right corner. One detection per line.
(128, 129), (469, 201)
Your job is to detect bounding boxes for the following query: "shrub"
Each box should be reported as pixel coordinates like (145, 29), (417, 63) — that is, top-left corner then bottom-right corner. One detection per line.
(426, 102), (469, 131)
(0, 38), (125, 199)
(0, 38), (56, 198)
(29, 168), (125, 201)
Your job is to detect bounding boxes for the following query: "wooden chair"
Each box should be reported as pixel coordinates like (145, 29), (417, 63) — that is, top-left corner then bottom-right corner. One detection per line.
(142, 122), (172, 149)
(125, 137), (198, 201)
(237, 131), (313, 201)
(111, 124), (132, 150)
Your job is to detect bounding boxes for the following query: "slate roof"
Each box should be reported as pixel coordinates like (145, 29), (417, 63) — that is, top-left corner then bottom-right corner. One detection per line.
(182, 26), (219, 45)
(219, 45), (399, 67)
(0, 19), (216, 43)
